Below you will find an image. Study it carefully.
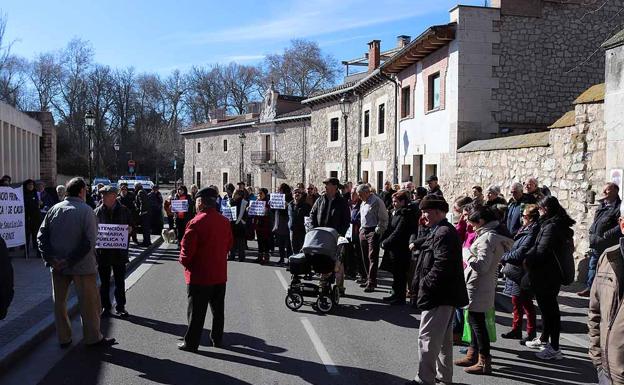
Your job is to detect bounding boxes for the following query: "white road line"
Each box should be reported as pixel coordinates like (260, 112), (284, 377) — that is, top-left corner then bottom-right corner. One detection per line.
(300, 317), (339, 375)
(274, 269), (289, 290)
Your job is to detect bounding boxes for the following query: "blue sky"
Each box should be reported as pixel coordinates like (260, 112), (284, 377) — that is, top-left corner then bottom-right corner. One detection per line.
(2, 0), (484, 75)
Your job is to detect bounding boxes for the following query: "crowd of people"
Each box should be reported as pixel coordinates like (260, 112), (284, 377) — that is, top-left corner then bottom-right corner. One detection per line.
(1, 171), (623, 385)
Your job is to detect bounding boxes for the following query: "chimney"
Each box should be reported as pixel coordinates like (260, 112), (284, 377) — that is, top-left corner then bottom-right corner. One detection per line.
(397, 35), (411, 48)
(368, 40), (381, 73)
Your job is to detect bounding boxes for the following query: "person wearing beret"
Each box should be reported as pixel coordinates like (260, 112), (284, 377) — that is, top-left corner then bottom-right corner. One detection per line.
(178, 187), (233, 352)
(426, 175), (444, 198)
(94, 186), (132, 318)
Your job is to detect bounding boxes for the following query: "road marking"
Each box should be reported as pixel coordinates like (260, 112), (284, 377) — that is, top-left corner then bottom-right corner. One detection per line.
(300, 317), (339, 375)
(274, 269), (289, 290)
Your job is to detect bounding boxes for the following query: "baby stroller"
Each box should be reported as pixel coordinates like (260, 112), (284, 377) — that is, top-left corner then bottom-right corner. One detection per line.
(284, 227), (345, 313)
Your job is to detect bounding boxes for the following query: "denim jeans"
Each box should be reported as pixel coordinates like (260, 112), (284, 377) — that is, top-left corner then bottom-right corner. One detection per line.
(586, 249), (599, 289)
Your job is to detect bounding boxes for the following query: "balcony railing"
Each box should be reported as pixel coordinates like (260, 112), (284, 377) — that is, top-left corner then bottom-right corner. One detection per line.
(251, 151), (274, 165)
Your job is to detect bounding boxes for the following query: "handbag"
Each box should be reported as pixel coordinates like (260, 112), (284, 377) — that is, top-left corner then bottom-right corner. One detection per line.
(501, 262), (524, 284)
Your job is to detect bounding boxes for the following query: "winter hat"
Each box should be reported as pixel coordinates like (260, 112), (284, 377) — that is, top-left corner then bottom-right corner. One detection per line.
(419, 194), (449, 213)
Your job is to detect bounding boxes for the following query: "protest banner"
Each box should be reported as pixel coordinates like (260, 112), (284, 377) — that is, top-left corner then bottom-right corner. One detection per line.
(249, 200), (266, 216)
(0, 186), (26, 248)
(222, 206), (237, 221)
(171, 199), (189, 213)
(269, 193), (286, 209)
(96, 224), (129, 249)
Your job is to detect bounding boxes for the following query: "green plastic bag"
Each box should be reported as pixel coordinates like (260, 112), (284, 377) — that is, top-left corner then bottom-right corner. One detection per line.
(462, 308), (497, 344)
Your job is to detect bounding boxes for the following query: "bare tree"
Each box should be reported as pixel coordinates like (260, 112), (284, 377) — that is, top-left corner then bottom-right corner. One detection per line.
(185, 64), (227, 123)
(223, 62), (261, 114)
(263, 39), (340, 97)
(29, 52), (61, 111)
(0, 14), (28, 108)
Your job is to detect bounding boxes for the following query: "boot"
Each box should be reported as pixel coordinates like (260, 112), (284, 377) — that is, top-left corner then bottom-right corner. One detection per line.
(464, 354), (492, 375)
(453, 347), (477, 367)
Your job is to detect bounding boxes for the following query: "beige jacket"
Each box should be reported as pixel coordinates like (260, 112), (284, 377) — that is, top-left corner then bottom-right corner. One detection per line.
(589, 243), (624, 384)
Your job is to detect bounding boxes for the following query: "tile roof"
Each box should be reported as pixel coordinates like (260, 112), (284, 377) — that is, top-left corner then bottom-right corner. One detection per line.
(275, 107), (311, 119)
(457, 131), (550, 153)
(181, 114), (258, 135)
(603, 29), (624, 50)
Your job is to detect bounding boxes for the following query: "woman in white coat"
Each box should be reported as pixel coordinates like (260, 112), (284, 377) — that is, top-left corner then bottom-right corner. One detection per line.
(454, 206), (513, 375)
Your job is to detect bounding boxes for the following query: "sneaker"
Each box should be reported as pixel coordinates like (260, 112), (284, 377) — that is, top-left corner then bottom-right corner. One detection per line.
(520, 333), (537, 346)
(535, 344), (563, 360)
(501, 329), (522, 339)
(525, 337), (546, 350)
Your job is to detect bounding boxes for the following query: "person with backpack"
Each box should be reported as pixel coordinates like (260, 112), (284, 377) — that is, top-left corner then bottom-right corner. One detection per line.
(524, 196), (575, 360)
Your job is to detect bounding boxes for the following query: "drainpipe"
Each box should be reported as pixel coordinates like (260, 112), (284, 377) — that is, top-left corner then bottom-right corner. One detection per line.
(380, 72), (400, 184)
(355, 90), (362, 181)
(302, 119), (307, 183)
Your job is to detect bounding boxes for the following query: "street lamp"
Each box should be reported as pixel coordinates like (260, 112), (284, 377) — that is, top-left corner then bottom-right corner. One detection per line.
(84, 110), (95, 184)
(173, 150), (179, 190)
(239, 132), (247, 182)
(339, 95), (352, 183)
(113, 140), (120, 179)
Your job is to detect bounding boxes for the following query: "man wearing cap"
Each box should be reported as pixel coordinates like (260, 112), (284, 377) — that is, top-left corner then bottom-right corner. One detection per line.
(407, 195), (468, 385)
(94, 186), (132, 318)
(356, 183), (389, 292)
(310, 177), (350, 236)
(426, 175), (444, 198)
(178, 187), (233, 352)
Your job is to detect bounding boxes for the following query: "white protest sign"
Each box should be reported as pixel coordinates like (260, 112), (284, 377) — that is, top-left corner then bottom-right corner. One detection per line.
(249, 200), (266, 216)
(222, 206), (237, 221)
(269, 193), (286, 209)
(304, 216), (313, 232)
(171, 199), (189, 213)
(0, 186), (26, 248)
(96, 224), (129, 249)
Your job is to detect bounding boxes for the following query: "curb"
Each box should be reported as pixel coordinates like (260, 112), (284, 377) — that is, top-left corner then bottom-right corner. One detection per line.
(0, 237), (163, 373)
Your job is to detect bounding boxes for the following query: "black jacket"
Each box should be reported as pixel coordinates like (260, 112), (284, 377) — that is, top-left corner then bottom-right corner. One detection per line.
(589, 198), (621, 255)
(381, 207), (414, 258)
(135, 189), (150, 217)
(23, 181), (41, 231)
(501, 222), (539, 296)
(379, 189), (396, 211)
(288, 200), (312, 234)
(526, 213), (575, 289)
(310, 193), (350, 236)
(412, 219), (468, 310)
(94, 202), (132, 265)
(0, 237), (13, 320)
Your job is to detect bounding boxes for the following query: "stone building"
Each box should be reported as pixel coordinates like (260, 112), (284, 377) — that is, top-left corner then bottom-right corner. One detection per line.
(604, 28), (624, 176)
(181, 91), (311, 191)
(379, 0), (624, 186)
(0, 102), (57, 185)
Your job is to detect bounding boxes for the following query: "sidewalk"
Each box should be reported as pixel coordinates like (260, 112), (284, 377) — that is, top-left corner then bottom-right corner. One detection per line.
(0, 235), (163, 372)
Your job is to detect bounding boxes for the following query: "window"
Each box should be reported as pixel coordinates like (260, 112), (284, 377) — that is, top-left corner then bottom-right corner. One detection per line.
(401, 86), (411, 118)
(376, 171), (384, 193)
(196, 171), (202, 188)
(330, 118), (339, 142)
(246, 173), (252, 187)
(223, 139), (228, 152)
(378, 104), (385, 134)
(330, 171), (338, 179)
(428, 73), (441, 110)
(364, 110), (370, 137)
(222, 172), (228, 188)
(425, 164), (438, 180)
(197, 142), (201, 153)
(362, 171), (369, 183)
(401, 164), (411, 182)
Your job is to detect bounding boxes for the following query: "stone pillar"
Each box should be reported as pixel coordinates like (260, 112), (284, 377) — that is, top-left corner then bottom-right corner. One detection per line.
(26, 111), (56, 186)
(605, 35), (624, 178)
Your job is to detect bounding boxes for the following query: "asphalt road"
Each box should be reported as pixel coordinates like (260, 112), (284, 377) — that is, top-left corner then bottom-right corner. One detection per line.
(2, 243), (599, 385)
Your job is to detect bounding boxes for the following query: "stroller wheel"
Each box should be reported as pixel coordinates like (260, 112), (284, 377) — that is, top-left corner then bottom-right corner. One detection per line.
(316, 295), (333, 313)
(332, 286), (340, 305)
(285, 293), (304, 311)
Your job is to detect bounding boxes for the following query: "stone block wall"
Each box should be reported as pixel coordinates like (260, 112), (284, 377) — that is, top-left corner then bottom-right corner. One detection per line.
(493, 0), (624, 128)
(445, 101), (605, 271)
(27, 111), (56, 186)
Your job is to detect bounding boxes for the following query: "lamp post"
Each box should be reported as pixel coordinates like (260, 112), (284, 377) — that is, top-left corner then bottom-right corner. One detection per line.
(173, 150), (178, 190)
(239, 132), (246, 182)
(339, 95), (352, 183)
(84, 110), (95, 184)
(113, 140), (120, 180)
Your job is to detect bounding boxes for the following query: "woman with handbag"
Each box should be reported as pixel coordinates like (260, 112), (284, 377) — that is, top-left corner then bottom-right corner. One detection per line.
(524, 196), (575, 360)
(454, 205), (513, 375)
(500, 204), (539, 344)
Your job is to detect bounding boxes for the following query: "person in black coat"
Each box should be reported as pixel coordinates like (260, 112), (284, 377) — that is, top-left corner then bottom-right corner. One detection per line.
(524, 196), (575, 360)
(580, 182), (621, 297)
(288, 189), (312, 254)
(147, 185), (164, 235)
(500, 204), (540, 344)
(0, 237), (13, 320)
(381, 190), (413, 305)
(135, 183), (152, 246)
(94, 186), (132, 318)
(379, 181), (396, 211)
(118, 184), (138, 244)
(407, 195), (468, 385)
(22, 179), (41, 256)
(309, 177), (350, 236)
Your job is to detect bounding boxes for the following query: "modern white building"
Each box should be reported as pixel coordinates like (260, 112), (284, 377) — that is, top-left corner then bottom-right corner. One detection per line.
(0, 102), (42, 182)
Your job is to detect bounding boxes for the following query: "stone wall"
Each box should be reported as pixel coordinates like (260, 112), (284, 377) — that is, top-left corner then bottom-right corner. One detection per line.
(493, 0), (624, 128)
(446, 101), (605, 273)
(26, 111), (56, 186)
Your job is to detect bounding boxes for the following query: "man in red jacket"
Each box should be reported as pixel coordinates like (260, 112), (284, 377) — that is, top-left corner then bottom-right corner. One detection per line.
(178, 187), (233, 352)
